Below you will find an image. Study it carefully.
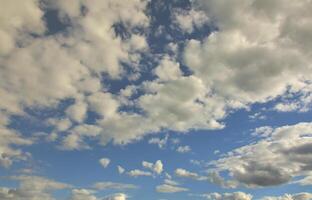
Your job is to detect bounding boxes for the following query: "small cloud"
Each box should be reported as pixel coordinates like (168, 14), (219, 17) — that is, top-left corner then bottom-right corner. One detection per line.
(142, 160), (164, 174)
(127, 169), (152, 177)
(156, 184), (188, 193)
(99, 158), (111, 168)
(117, 165), (125, 174)
(176, 145), (191, 153)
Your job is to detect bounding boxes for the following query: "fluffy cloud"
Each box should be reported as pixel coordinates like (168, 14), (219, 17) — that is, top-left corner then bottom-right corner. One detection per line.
(117, 165), (125, 174)
(1, 0), (312, 177)
(0, 0), (45, 56)
(0, 0), (151, 155)
(142, 160), (164, 174)
(175, 168), (207, 181)
(99, 158), (111, 168)
(173, 8), (209, 33)
(154, 56), (182, 81)
(0, 127), (33, 168)
(70, 189), (97, 200)
(0, 176), (70, 200)
(261, 193), (312, 200)
(185, 0), (312, 112)
(209, 122), (312, 187)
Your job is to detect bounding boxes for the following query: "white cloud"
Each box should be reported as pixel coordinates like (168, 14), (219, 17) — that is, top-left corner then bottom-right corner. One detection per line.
(148, 135), (169, 149)
(197, 191), (252, 200)
(60, 125), (102, 150)
(93, 182), (137, 190)
(102, 193), (127, 200)
(99, 158), (111, 168)
(0, 175), (70, 200)
(0, 0), (152, 156)
(117, 165), (125, 174)
(0, 0), (45, 56)
(184, 0), (312, 114)
(175, 168), (207, 181)
(66, 101), (88, 123)
(156, 184), (188, 193)
(127, 169), (153, 177)
(176, 145), (191, 153)
(163, 179), (180, 186)
(142, 160), (164, 174)
(70, 189), (97, 200)
(0, 127), (33, 168)
(154, 56), (182, 81)
(173, 8), (209, 33)
(261, 193), (312, 200)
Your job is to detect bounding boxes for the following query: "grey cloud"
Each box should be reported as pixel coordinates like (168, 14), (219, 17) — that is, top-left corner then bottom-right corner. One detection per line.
(210, 122), (312, 187)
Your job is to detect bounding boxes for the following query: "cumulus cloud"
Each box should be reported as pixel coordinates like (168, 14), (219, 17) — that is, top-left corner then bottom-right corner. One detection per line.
(1, 0), (312, 180)
(0, 127), (33, 168)
(117, 165), (125, 174)
(70, 189), (97, 200)
(99, 158), (111, 168)
(0, 0), (152, 155)
(70, 190), (128, 200)
(175, 168), (207, 181)
(209, 122), (312, 187)
(142, 160), (164, 174)
(176, 145), (191, 153)
(0, 175), (70, 200)
(261, 193), (312, 200)
(173, 8), (209, 33)
(185, 0), (312, 113)
(154, 56), (182, 81)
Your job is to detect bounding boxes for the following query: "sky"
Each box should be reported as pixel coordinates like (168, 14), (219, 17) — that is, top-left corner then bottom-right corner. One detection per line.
(0, 0), (312, 200)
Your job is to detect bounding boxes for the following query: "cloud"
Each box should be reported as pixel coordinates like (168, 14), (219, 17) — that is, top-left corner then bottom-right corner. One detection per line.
(70, 189), (97, 200)
(0, 0), (152, 155)
(176, 145), (191, 153)
(172, 8), (209, 33)
(154, 56), (182, 81)
(156, 184), (188, 193)
(142, 160), (164, 174)
(70, 190), (129, 200)
(195, 191), (252, 200)
(1, 0), (311, 176)
(184, 0), (312, 113)
(147, 135), (167, 148)
(209, 122), (312, 187)
(0, 127), (33, 168)
(175, 168), (207, 181)
(0, 0), (45, 56)
(0, 175), (70, 200)
(261, 193), (312, 200)
(93, 182), (137, 190)
(66, 101), (88, 123)
(99, 158), (111, 168)
(127, 169), (153, 177)
(102, 193), (127, 200)
(117, 165), (125, 174)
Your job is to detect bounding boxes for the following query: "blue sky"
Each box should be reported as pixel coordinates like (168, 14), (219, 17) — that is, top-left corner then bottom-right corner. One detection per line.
(0, 0), (312, 200)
